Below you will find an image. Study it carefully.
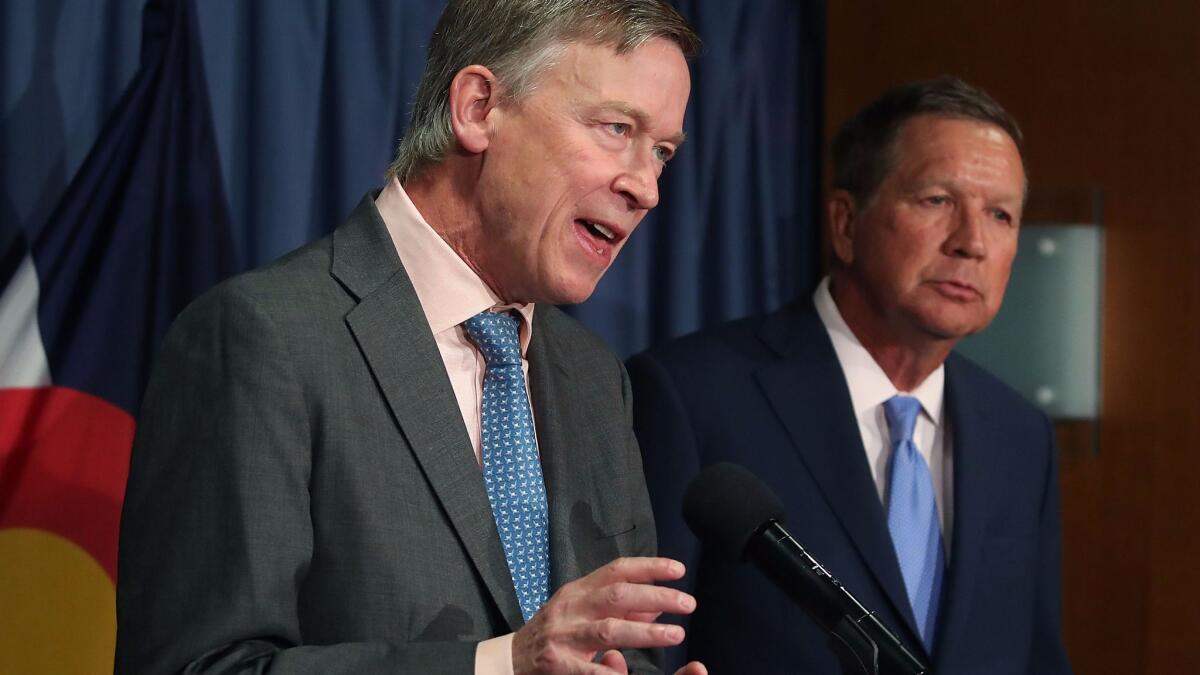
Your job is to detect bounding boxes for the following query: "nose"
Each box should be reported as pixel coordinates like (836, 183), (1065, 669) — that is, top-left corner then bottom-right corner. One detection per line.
(612, 151), (661, 210)
(945, 207), (988, 259)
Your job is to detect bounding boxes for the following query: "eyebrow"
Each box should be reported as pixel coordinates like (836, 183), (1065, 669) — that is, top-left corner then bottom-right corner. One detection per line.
(596, 101), (687, 147)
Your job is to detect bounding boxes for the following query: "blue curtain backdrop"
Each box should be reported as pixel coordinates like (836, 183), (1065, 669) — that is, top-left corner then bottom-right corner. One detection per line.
(2, 0), (824, 358)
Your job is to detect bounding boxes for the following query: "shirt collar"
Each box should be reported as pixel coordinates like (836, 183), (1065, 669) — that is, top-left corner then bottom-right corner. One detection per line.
(375, 178), (535, 349)
(813, 276), (944, 425)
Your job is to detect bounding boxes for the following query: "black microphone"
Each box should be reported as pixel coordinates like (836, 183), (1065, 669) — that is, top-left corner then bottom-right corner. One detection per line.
(682, 462), (929, 675)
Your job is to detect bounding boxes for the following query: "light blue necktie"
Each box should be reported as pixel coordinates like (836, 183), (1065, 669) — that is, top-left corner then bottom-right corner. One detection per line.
(463, 311), (550, 622)
(884, 395), (945, 651)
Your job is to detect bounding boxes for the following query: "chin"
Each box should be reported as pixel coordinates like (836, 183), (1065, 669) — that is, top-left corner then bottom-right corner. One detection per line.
(920, 317), (989, 341)
(911, 299), (994, 339)
(535, 276), (602, 306)
(551, 286), (600, 306)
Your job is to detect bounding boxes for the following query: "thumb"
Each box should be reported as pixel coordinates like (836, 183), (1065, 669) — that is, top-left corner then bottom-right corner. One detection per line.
(599, 649), (629, 674)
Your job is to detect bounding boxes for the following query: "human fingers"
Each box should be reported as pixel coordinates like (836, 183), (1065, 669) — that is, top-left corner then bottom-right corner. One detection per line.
(512, 561), (691, 674)
(597, 649), (628, 673)
(513, 620), (626, 675)
(578, 580), (695, 620)
(566, 616), (685, 652)
(569, 663), (625, 675)
(673, 661), (708, 675)
(581, 557), (687, 587)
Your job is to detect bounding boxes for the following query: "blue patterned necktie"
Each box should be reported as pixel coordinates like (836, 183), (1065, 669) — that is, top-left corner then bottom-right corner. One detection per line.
(463, 311), (550, 622)
(884, 395), (945, 651)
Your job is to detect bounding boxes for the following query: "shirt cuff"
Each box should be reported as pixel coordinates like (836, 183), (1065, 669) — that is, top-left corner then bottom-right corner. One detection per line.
(475, 633), (515, 675)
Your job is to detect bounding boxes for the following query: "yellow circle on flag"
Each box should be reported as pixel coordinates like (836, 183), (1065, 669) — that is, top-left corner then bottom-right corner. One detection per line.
(0, 528), (115, 675)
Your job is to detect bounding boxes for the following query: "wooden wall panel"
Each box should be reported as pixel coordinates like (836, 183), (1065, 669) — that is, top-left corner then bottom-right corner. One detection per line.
(825, 3), (1200, 673)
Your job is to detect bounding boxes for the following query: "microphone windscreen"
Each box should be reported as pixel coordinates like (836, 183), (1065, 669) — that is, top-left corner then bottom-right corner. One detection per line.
(682, 462), (785, 562)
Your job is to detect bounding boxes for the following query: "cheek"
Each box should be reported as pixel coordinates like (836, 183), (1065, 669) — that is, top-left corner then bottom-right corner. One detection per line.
(884, 244), (931, 286)
(988, 239), (1019, 285)
(863, 221), (935, 273)
(988, 265), (1014, 309)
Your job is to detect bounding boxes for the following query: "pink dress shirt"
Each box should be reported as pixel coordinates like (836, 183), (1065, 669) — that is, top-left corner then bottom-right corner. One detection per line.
(374, 178), (530, 674)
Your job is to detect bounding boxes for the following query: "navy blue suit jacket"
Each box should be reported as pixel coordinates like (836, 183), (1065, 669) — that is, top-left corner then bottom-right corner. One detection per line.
(629, 300), (1071, 674)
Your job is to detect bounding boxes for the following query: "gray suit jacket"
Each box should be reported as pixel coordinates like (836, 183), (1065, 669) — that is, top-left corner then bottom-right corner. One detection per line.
(116, 195), (659, 674)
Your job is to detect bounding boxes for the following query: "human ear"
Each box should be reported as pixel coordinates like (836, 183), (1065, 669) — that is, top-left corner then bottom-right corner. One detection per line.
(828, 189), (858, 265)
(448, 64), (501, 154)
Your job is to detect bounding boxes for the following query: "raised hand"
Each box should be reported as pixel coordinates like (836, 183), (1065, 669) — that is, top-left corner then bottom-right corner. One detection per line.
(511, 557), (704, 674)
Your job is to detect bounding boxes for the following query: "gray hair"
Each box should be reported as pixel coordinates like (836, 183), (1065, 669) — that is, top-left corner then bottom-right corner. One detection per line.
(832, 76), (1025, 208)
(387, 0), (701, 184)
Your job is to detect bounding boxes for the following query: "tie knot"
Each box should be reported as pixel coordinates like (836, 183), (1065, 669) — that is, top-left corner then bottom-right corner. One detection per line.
(884, 395), (922, 445)
(463, 311), (523, 367)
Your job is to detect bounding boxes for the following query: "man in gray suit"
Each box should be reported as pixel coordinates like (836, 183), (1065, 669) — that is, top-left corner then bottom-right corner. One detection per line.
(115, 2), (706, 673)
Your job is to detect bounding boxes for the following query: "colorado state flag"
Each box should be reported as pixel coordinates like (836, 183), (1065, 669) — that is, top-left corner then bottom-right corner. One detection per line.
(0, 0), (233, 671)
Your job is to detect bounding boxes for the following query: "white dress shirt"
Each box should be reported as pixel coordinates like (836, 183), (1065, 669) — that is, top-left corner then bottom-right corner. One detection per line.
(813, 277), (954, 553)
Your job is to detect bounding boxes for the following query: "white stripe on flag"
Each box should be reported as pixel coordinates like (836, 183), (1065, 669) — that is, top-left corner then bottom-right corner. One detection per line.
(0, 253), (51, 387)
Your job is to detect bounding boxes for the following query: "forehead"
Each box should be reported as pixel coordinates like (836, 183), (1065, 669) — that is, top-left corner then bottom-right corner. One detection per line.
(887, 115), (1025, 193)
(530, 38), (691, 134)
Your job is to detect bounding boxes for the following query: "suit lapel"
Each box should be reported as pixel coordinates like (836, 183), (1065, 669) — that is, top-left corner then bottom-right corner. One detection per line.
(528, 308), (628, 589)
(332, 195), (524, 631)
(753, 304), (923, 641)
(931, 356), (1001, 664)
(526, 312), (578, 589)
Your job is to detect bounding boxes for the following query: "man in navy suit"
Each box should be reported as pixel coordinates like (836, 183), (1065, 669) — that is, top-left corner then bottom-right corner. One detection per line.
(629, 77), (1073, 673)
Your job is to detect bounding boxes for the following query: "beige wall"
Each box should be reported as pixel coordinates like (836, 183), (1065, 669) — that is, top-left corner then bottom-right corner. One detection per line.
(825, 3), (1200, 673)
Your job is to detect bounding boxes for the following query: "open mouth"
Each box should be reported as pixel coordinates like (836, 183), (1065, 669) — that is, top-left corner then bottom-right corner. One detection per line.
(581, 219), (617, 242)
(575, 219), (621, 257)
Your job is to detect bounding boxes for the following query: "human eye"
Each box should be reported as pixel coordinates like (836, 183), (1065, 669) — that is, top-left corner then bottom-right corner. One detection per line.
(991, 208), (1013, 224)
(924, 194), (949, 206)
(653, 145), (674, 164)
(606, 122), (630, 136)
